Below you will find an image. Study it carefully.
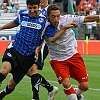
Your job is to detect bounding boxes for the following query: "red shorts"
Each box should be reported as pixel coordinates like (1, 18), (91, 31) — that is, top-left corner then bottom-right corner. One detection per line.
(50, 53), (88, 84)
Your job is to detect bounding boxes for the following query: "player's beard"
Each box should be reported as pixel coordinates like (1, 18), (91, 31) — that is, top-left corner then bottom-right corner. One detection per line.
(52, 22), (59, 27)
(30, 10), (39, 17)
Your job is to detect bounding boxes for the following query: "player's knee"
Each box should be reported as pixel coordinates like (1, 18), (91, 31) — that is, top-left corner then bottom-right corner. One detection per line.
(0, 70), (9, 76)
(62, 78), (71, 88)
(27, 69), (38, 77)
(27, 64), (38, 77)
(30, 68), (38, 76)
(1, 62), (12, 76)
(81, 83), (89, 91)
(82, 85), (89, 91)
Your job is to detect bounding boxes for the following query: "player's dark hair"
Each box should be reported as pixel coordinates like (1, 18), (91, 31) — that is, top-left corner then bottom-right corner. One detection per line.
(26, 0), (40, 6)
(47, 4), (60, 15)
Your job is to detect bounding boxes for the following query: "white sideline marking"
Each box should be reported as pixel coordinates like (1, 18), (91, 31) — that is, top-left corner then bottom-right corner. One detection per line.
(47, 80), (100, 92)
(24, 76), (100, 91)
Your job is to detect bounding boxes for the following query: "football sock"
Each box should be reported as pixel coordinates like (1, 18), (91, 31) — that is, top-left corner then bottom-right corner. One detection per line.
(40, 74), (53, 92)
(0, 85), (14, 99)
(31, 74), (40, 100)
(64, 86), (78, 100)
(75, 85), (84, 95)
(31, 73), (53, 99)
(0, 73), (6, 85)
(32, 87), (39, 100)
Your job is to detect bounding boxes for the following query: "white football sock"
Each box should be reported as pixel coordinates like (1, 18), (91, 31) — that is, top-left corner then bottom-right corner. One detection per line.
(75, 88), (84, 95)
(67, 94), (78, 100)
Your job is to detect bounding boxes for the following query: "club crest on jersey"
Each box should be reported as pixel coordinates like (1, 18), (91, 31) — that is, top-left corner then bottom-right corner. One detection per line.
(38, 18), (44, 23)
(7, 53), (12, 57)
(21, 21), (42, 29)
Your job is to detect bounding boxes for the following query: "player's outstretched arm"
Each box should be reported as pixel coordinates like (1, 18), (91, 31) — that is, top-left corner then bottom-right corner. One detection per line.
(0, 21), (19, 31)
(84, 15), (100, 22)
(49, 22), (78, 43)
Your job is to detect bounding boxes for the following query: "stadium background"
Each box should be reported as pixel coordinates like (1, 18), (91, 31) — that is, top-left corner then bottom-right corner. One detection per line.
(0, 0), (100, 100)
(0, 0), (100, 55)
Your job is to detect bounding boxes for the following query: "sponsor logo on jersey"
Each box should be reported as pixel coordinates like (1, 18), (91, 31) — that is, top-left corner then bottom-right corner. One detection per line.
(21, 21), (42, 29)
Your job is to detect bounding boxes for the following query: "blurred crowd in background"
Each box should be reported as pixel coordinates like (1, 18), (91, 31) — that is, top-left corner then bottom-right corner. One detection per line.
(50, 0), (100, 40)
(0, 0), (100, 40)
(0, 0), (19, 14)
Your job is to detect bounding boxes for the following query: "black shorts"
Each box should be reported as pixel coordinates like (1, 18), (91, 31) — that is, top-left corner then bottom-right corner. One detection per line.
(2, 47), (35, 83)
(35, 43), (49, 70)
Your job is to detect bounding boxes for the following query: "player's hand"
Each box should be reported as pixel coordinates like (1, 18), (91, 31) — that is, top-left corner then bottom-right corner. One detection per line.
(65, 22), (78, 29)
(35, 46), (42, 57)
(71, 22), (78, 28)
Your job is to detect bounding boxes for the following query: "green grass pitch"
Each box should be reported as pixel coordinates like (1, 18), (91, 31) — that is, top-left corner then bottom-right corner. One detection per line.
(0, 55), (100, 100)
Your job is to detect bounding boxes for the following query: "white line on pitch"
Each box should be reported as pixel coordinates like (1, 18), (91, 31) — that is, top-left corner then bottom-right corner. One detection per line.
(24, 76), (100, 91)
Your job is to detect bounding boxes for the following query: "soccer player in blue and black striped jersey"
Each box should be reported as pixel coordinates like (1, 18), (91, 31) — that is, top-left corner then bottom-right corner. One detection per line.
(26, 0), (58, 100)
(0, 0), (49, 99)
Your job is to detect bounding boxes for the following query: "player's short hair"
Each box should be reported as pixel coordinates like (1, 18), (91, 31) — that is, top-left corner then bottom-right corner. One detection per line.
(26, 0), (40, 6)
(47, 4), (60, 15)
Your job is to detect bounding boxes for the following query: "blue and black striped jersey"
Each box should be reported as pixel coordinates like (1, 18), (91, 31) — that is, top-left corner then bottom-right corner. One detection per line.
(39, 5), (49, 16)
(12, 10), (47, 56)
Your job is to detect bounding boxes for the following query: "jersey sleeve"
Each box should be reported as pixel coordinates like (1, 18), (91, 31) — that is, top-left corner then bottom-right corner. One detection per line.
(72, 15), (85, 24)
(14, 10), (21, 24)
(14, 16), (20, 24)
(45, 25), (57, 38)
(14, 10), (25, 24)
(60, 14), (85, 25)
